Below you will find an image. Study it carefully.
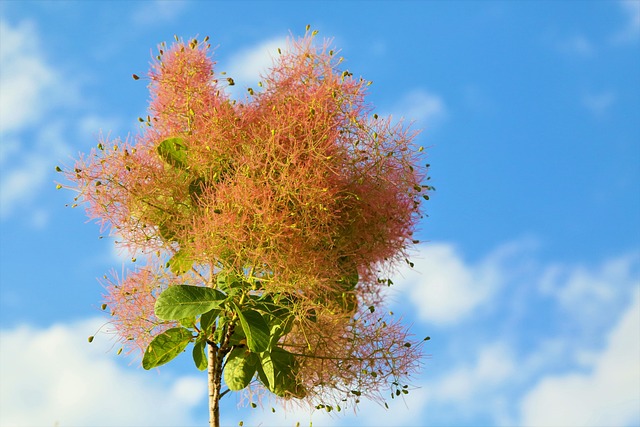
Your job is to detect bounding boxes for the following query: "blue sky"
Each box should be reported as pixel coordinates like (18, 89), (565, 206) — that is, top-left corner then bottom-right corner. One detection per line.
(0, 1), (639, 426)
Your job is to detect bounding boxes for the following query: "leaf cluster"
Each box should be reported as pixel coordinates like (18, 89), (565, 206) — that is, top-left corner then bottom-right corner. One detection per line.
(143, 281), (306, 399)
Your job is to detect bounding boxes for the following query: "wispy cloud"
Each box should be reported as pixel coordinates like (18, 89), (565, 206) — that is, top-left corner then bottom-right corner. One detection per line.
(388, 240), (528, 326)
(0, 318), (206, 426)
(611, 0), (640, 44)
(539, 251), (639, 324)
(0, 118), (71, 220)
(0, 152), (49, 218)
(0, 19), (71, 221)
(392, 89), (447, 129)
(519, 287), (640, 426)
(245, 242), (639, 426)
(131, 0), (189, 26)
(2, 242), (637, 426)
(0, 19), (112, 222)
(224, 36), (288, 97)
(0, 20), (55, 134)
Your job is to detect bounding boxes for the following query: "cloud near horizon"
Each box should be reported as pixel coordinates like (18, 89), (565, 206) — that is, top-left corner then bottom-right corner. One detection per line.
(0, 318), (206, 427)
(1, 242), (637, 427)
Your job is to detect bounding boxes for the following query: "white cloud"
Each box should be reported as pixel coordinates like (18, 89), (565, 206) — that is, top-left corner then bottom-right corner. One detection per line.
(0, 154), (49, 218)
(394, 89), (446, 129)
(539, 251), (640, 334)
(0, 20), (55, 135)
(384, 242), (638, 425)
(131, 0), (188, 26)
(225, 37), (288, 93)
(436, 342), (516, 402)
(415, 341), (518, 425)
(0, 119), (71, 219)
(3, 242), (638, 427)
(389, 241), (529, 325)
(519, 287), (640, 427)
(0, 20), (82, 220)
(0, 318), (206, 427)
(612, 0), (640, 44)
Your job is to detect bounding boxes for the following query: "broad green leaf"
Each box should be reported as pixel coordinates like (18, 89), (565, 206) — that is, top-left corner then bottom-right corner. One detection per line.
(233, 304), (269, 353)
(179, 316), (196, 328)
(157, 137), (188, 169)
(200, 308), (220, 336)
(192, 339), (208, 371)
(256, 363), (269, 389)
(268, 324), (283, 350)
(155, 285), (225, 320)
(258, 352), (275, 389)
(167, 249), (192, 276)
(253, 299), (294, 347)
(267, 315), (294, 350)
(142, 327), (192, 370)
(228, 323), (247, 347)
(269, 347), (296, 396)
(223, 348), (258, 391)
(259, 347), (305, 398)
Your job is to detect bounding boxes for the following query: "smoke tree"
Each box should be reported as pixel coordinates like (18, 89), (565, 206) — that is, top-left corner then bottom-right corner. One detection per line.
(59, 28), (432, 427)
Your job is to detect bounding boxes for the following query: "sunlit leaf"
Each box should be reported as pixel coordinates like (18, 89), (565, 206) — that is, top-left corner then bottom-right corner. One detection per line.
(233, 304), (269, 353)
(259, 347), (305, 398)
(224, 347), (258, 391)
(157, 137), (188, 169)
(192, 339), (208, 371)
(155, 285), (225, 320)
(142, 327), (192, 370)
(167, 249), (192, 276)
(200, 308), (220, 336)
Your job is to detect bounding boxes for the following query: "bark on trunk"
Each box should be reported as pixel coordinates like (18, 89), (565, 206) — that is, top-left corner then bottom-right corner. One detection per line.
(208, 343), (221, 427)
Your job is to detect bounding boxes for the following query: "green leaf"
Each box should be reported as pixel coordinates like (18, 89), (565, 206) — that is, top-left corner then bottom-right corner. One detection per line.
(167, 249), (192, 276)
(228, 323), (247, 347)
(142, 327), (193, 370)
(200, 308), (220, 336)
(179, 316), (196, 328)
(233, 304), (270, 353)
(157, 137), (188, 169)
(155, 285), (225, 321)
(259, 347), (305, 398)
(213, 314), (229, 343)
(192, 339), (208, 371)
(224, 348), (258, 391)
(267, 315), (294, 350)
(258, 352), (275, 388)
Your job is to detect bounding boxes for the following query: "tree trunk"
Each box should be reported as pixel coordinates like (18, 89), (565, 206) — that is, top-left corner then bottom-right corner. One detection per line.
(208, 343), (221, 427)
